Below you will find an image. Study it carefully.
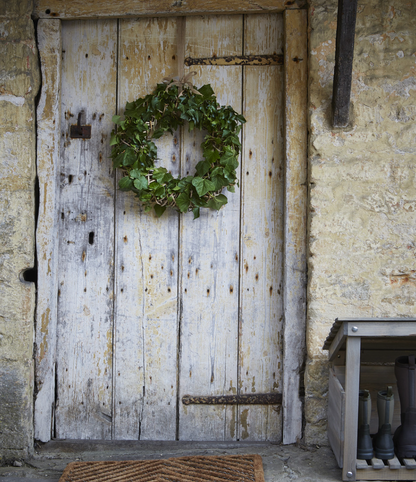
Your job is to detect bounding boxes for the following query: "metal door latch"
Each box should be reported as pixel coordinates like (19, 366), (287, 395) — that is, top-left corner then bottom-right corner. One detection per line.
(70, 111), (91, 139)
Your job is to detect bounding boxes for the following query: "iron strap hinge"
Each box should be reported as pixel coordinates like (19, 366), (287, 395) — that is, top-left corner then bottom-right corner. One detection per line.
(182, 393), (282, 405)
(184, 54), (283, 66)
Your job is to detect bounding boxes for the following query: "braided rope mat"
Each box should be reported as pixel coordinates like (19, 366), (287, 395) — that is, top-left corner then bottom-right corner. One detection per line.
(59, 454), (265, 482)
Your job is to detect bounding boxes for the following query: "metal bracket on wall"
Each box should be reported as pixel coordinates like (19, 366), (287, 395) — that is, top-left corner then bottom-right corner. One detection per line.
(182, 393), (282, 405)
(70, 111), (91, 139)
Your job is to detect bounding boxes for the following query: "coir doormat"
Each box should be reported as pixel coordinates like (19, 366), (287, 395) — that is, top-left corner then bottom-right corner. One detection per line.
(59, 454), (265, 482)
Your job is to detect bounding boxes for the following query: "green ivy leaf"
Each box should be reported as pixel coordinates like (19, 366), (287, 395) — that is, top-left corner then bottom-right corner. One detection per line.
(195, 160), (211, 177)
(119, 176), (134, 191)
(148, 181), (161, 191)
(133, 176), (148, 191)
(223, 168), (237, 182)
(154, 204), (166, 218)
(153, 167), (168, 183)
(122, 148), (137, 167)
(207, 194), (228, 211)
(211, 175), (228, 191)
(152, 128), (165, 139)
(176, 192), (190, 213)
(110, 133), (118, 146)
(112, 115), (121, 124)
(220, 149), (239, 170)
(192, 207), (200, 220)
(203, 149), (220, 164)
(198, 84), (214, 98)
(192, 177), (216, 196)
(154, 185), (165, 197)
(130, 169), (143, 179)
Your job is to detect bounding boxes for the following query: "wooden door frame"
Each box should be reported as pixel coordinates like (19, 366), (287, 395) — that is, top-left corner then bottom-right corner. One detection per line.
(35, 2), (307, 445)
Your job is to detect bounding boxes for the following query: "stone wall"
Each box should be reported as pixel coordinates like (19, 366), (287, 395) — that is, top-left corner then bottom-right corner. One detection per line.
(0, 0), (39, 461)
(306, 0), (416, 444)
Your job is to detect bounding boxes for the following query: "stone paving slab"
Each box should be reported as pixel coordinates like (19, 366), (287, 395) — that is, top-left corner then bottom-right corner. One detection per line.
(0, 441), (342, 482)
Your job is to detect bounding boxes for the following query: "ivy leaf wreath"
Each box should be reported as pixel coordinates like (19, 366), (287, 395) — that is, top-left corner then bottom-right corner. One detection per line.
(110, 72), (246, 220)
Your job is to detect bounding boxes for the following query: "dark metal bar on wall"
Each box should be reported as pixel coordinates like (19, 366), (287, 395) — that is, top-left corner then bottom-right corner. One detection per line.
(332, 0), (358, 128)
(182, 393), (282, 405)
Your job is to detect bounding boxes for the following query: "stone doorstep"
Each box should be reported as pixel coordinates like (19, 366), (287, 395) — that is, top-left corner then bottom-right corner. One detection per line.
(0, 441), (341, 482)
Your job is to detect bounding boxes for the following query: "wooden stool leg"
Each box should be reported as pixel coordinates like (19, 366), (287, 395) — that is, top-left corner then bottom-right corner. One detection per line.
(342, 336), (361, 481)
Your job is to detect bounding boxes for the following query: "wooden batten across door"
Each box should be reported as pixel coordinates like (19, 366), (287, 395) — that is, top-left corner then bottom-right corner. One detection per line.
(35, 8), (307, 444)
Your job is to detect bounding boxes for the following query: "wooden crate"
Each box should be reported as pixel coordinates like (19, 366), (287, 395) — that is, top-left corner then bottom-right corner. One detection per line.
(324, 318), (416, 481)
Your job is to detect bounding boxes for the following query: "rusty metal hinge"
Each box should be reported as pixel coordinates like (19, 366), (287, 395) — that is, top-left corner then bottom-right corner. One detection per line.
(182, 393), (282, 405)
(185, 54), (283, 66)
(70, 111), (91, 139)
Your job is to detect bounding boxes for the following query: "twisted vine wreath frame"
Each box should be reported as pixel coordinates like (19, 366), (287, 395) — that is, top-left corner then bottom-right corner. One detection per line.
(110, 72), (246, 219)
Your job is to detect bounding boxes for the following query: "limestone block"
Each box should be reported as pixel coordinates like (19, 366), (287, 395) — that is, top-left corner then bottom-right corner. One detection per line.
(0, 360), (33, 459)
(0, 15), (33, 41)
(0, 128), (36, 181)
(0, 283), (34, 361)
(0, 42), (38, 98)
(0, 0), (33, 17)
(304, 419), (328, 447)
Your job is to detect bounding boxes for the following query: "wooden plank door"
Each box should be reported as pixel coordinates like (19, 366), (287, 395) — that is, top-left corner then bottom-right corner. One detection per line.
(39, 13), (289, 442)
(55, 19), (118, 439)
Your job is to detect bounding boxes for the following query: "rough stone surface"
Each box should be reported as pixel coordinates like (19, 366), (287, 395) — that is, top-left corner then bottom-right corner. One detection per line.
(306, 0), (416, 444)
(0, 0), (39, 462)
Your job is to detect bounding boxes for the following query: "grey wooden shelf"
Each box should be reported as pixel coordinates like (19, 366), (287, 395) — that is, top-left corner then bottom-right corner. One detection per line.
(324, 318), (416, 481)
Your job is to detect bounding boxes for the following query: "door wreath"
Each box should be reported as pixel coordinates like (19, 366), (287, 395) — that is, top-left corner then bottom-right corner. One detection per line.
(110, 72), (246, 219)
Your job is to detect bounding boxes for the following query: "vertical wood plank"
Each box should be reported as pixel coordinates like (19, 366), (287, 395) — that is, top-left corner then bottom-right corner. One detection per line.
(282, 8), (308, 445)
(178, 15), (243, 441)
(238, 13), (284, 442)
(342, 336), (361, 481)
(56, 20), (117, 439)
(35, 18), (61, 443)
(114, 17), (179, 440)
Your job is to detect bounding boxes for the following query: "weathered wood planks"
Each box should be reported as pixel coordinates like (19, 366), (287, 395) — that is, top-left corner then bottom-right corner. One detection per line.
(35, 18), (62, 443)
(34, 0), (307, 20)
(282, 8), (307, 445)
(55, 20), (117, 439)
(114, 17), (180, 441)
(238, 13), (284, 442)
(178, 15), (243, 441)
